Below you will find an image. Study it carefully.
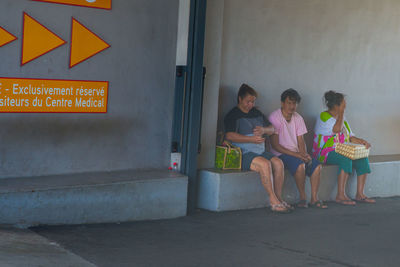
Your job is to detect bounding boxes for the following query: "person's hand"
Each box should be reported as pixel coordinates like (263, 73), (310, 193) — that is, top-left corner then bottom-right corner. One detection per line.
(298, 152), (311, 163)
(264, 125), (276, 136)
(304, 153), (312, 163)
(253, 126), (265, 136)
(252, 135), (265, 144)
(339, 99), (346, 114)
(360, 139), (371, 149)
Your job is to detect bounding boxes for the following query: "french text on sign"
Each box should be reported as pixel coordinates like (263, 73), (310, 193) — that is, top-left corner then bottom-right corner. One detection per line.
(0, 77), (108, 113)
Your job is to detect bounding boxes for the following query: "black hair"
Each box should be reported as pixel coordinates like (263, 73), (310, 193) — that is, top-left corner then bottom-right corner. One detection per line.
(324, 90), (345, 109)
(237, 83), (258, 103)
(281, 88), (301, 103)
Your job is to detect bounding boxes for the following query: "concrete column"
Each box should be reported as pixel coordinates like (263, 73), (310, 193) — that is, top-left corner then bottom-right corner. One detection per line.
(198, 0), (225, 168)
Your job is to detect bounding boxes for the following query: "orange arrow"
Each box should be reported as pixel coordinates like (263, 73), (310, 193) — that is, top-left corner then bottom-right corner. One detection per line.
(21, 12), (67, 66)
(0, 26), (17, 47)
(31, 0), (112, 10)
(69, 18), (110, 68)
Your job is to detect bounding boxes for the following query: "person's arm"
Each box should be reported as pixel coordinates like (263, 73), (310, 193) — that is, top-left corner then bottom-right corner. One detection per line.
(332, 100), (346, 134)
(225, 132), (265, 144)
(253, 113), (276, 137)
(349, 136), (371, 149)
(253, 125), (275, 136)
(297, 135), (312, 162)
(270, 134), (309, 161)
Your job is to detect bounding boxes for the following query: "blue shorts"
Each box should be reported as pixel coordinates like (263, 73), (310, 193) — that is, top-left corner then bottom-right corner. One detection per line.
(242, 151), (275, 171)
(279, 154), (321, 176)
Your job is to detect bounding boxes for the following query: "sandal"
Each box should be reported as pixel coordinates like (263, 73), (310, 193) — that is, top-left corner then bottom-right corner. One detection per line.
(296, 199), (308, 208)
(309, 200), (328, 209)
(281, 201), (295, 210)
(270, 203), (291, 214)
(335, 199), (356, 206)
(355, 197), (376, 204)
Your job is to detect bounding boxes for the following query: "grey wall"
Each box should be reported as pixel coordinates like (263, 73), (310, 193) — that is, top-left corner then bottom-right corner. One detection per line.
(0, 0), (179, 178)
(213, 0), (400, 157)
(176, 0), (190, 66)
(198, 0), (225, 168)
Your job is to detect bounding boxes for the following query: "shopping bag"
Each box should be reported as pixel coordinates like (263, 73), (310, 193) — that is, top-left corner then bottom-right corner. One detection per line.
(215, 141), (242, 170)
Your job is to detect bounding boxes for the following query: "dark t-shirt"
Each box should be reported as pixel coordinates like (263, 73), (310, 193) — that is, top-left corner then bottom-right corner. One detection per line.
(224, 107), (271, 154)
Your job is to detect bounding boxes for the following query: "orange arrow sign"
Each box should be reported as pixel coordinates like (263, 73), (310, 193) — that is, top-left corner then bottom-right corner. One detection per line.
(0, 26), (17, 47)
(70, 18), (110, 68)
(21, 12), (67, 66)
(31, 0), (112, 10)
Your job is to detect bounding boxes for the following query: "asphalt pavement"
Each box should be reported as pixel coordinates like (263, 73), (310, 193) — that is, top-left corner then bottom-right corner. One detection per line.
(24, 197), (400, 267)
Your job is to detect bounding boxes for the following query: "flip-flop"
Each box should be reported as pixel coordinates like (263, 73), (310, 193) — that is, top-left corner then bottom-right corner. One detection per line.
(270, 203), (291, 214)
(281, 201), (295, 210)
(354, 197), (376, 204)
(309, 200), (328, 209)
(296, 199), (308, 208)
(335, 199), (356, 206)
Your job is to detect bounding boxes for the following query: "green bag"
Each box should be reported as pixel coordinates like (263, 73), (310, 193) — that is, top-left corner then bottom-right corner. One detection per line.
(215, 141), (242, 170)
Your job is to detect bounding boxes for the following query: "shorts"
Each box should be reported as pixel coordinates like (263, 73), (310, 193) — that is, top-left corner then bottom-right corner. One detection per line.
(279, 153), (321, 177)
(326, 151), (371, 175)
(242, 151), (275, 171)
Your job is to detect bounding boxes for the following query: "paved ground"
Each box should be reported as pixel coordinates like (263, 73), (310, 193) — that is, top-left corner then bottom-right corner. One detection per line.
(25, 197), (400, 267)
(0, 227), (94, 267)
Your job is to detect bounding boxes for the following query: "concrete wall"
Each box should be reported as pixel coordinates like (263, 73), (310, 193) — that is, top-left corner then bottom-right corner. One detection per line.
(206, 0), (400, 159)
(0, 0), (179, 178)
(198, 0), (225, 168)
(176, 0), (190, 66)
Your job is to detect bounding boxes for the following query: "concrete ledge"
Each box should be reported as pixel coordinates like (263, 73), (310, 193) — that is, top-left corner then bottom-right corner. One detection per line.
(0, 169), (188, 227)
(197, 170), (266, 211)
(197, 155), (400, 211)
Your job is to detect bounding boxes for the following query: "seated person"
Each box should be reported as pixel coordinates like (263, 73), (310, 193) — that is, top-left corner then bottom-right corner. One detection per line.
(313, 90), (375, 205)
(269, 89), (327, 209)
(224, 83), (290, 213)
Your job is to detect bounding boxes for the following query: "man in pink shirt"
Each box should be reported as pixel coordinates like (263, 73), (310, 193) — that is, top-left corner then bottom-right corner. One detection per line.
(269, 89), (327, 209)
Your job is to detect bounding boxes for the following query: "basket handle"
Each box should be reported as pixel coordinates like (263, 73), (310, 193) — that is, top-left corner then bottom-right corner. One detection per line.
(335, 133), (340, 144)
(225, 142), (232, 153)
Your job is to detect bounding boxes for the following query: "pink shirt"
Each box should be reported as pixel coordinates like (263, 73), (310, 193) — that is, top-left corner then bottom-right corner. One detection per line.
(268, 109), (308, 156)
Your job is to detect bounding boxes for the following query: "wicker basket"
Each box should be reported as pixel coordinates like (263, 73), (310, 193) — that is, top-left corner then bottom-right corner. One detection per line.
(335, 142), (370, 160)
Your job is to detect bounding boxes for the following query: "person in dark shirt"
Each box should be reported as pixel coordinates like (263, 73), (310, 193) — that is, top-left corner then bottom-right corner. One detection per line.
(224, 84), (291, 213)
